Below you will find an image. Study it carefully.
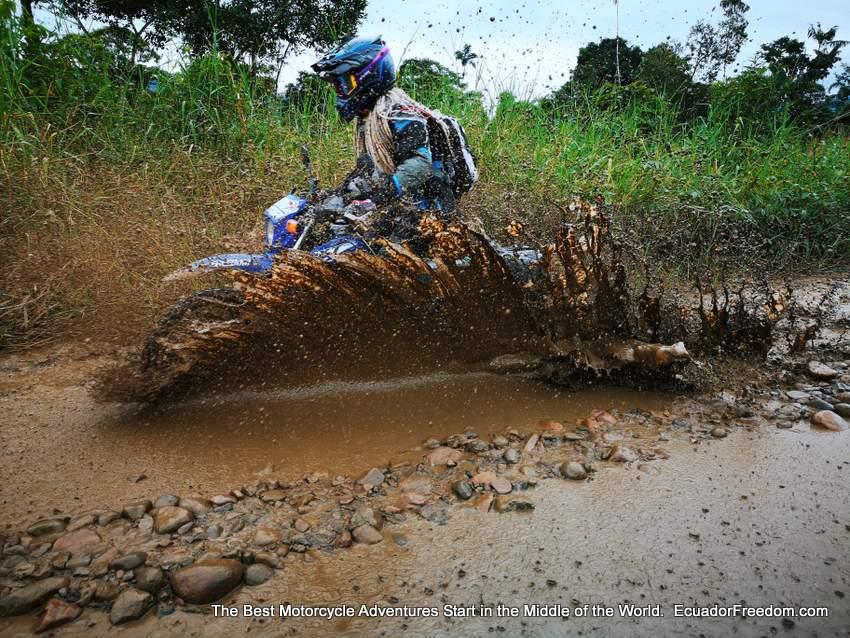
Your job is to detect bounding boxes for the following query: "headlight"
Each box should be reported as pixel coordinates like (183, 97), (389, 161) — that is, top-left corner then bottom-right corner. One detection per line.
(265, 219), (275, 246)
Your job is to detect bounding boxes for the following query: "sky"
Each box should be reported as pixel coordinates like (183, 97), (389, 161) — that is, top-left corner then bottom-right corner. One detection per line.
(34, 0), (850, 100)
(278, 0), (850, 100)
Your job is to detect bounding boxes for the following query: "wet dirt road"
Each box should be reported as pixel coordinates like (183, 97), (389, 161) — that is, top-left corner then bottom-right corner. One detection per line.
(0, 349), (668, 528)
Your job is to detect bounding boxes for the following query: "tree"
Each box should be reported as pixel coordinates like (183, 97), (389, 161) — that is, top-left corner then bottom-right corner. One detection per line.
(571, 37), (643, 88)
(686, 0), (750, 83)
(177, 0), (367, 79)
(831, 64), (850, 103)
(637, 43), (691, 96)
(454, 44), (478, 80)
(398, 58), (465, 100)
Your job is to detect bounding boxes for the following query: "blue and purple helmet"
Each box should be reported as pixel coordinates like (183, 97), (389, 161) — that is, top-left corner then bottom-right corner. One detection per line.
(312, 36), (396, 121)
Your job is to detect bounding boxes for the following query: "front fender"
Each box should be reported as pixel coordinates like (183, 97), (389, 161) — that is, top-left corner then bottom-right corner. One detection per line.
(162, 252), (275, 282)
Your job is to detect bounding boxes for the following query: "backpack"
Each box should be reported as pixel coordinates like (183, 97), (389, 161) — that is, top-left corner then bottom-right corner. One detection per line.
(426, 112), (479, 197)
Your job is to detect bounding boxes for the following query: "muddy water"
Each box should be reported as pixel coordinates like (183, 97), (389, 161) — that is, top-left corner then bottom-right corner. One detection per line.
(0, 362), (669, 528)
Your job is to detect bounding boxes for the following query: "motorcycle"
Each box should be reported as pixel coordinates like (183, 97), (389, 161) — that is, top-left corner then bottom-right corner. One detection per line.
(163, 146), (543, 283)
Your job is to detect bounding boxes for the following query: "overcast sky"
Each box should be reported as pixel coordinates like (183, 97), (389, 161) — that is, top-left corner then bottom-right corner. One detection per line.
(280, 0), (850, 99)
(34, 0), (850, 99)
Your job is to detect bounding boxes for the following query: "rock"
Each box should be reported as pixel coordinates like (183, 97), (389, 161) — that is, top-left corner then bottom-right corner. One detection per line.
(811, 410), (849, 432)
(351, 525), (383, 545)
(334, 530), (352, 549)
(176, 522), (194, 535)
(97, 511), (120, 526)
(94, 582), (120, 602)
(610, 445), (638, 463)
(253, 552), (283, 569)
(352, 506), (382, 530)
(523, 434), (539, 453)
(503, 448), (519, 464)
(489, 353), (540, 374)
(178, 496), (212, 516)
(122, 500), (152, 521)
(244, 564), (274, 586)
(471, 471), (497, 486)
(66, 554), (91, 569)
(836, 392), (850, 403)
(491, 478), (513, 494)
(153, 506), (194, 534)
(560, 462), (587, 480)
(90, 548), (118, 576)
(206, 524), (223, 539)
(808, 398), (834, 411)
(808, 361), (838, 380)
(539, 419), (565, 434)
(711, 427), (728, 438)
(418, 504), (450, 524)
(358, 468), (385, 489)
(398, 475), (432, 495)
(107, 551), (146, 571)
(52, 529), (100, 554)
(108, 588), (153, 625)
(134, 566), (164, 594)
(834, 403), (850, 418)
(427, 447), (463, 466)
(494, 496), (535, 513)
(294, 519), (311, 533)
(34, 598), (81, 633)
(210, 494), (237, 506)
(452, 480), (474, 500)
(492, 435), (509, 448)
(171, 559), (244, 604)
(405, 493), (427, 506)
(26, 518), (66, 537)
(786, 390), (809, 401)
(466, 439), (490, 453)
(153, 495), (179, 508)
(423, 438), (441, 449)
(259, 490), (286, 503)
(66, 514), (96, 532)
(0, 576), (68, 617)
(253, 528), (282, 547)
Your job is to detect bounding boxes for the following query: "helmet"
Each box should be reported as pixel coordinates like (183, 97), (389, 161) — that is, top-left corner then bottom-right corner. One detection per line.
(312, 36), (396, 122)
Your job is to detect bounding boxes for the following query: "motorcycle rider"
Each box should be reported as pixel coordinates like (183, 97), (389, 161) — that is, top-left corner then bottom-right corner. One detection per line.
(311, 35), (476, 237)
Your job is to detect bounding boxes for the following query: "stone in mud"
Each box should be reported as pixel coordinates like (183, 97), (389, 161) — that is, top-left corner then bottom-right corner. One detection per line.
(109, 588), (153, 625)
(97, 511), (121, 526)
(66, 513), (96, 532)
(153, 495), (179, 508)
(178, 496), (212, 516)
(154, 506), (194, 534)
(786, 390), (809, 401)
(352, 525), (383, 545)
(253, 528), (282, 547)
(405, 493), (427, 506)
(122, 500), (152, 521)
(711, 427), (728, 438)
(452, 480), (474, 500)
(423, 438), (441, 449)
(26, 518), (66, 537)
(808, 361), (838, 380)
(34, 598), (80, 633)
(539, 419), (565, 434)
(0, 576), (68, 617)
(253, 552), (283, 569)
(358, 468), (385, 489)
(471, 471), (497, 486)
(352, 506), (382, 530)
(210, 494), (237, 506)
(466, 439), (491, 453)
(427, 447), (463, 466)
(52, 529), (100, 554)
(491, 478), (513, 494)
(492, 435), (509, 448)
(171, 559), (244, 604)
(206, 524), (223, 539)
(610, 445), (638, 463)
(244, 564), (274, 586)
(834, 403), (850, 418)
(503, 448), (519, 464)
(134, 566), (164, 594)
(94, 581), (120, 602)
(110, 551), (147, 571)
(524, 434), (539, 453)
(811, 410), (849, 432)
(294, 519), (311, 533)
(398, 475), (433, 495)
(494, 496), (535, 513)
(808, 398), (834, 411)
(334, 530), (353, 549)
(560, 462), (587, 480)
(259, 490), (286, 503)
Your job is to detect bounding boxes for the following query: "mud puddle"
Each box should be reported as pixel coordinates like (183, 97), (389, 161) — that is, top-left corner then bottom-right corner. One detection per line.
(0, 366), (669, 528)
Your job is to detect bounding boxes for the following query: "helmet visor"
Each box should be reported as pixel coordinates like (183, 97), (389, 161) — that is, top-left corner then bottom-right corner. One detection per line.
(332, 73), (359, 98)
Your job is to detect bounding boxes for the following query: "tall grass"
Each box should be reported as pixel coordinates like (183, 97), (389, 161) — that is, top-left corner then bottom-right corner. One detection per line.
(1, 8), (849, 347)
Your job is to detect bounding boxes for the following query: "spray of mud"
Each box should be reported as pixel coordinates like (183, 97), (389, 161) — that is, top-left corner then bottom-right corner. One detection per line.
(99, 204), (796, 403)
